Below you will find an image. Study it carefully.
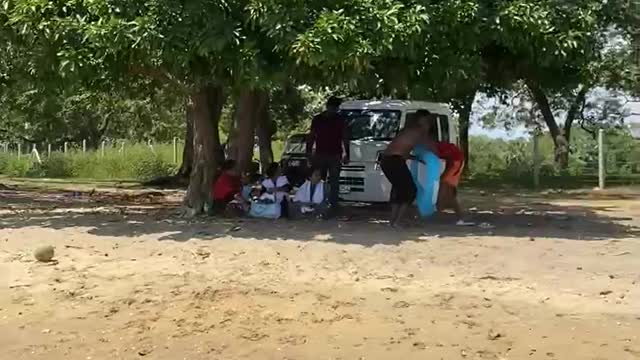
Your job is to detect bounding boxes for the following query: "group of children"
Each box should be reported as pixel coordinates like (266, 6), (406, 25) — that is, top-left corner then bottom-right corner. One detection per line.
(211, 109), (469, 226)
(210, 160), (328, 219)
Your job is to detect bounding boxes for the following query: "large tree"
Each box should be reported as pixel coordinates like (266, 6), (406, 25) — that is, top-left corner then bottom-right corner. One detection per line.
(2, 0), (290, 212)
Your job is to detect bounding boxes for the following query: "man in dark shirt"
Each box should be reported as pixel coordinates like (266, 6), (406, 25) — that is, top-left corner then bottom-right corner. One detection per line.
(306, 96), (350, 215)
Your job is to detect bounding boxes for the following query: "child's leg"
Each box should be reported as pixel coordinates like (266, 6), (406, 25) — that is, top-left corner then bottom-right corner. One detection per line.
(393, 202), (410, 227)
(450, 186), (474, 225)
(390, 203), (399, 225)
(450, 187), (464, 220)
(437, 183), (454, 212)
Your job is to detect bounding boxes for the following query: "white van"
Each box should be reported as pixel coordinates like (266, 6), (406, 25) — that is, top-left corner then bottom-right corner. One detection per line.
(338, 100), (457, 203)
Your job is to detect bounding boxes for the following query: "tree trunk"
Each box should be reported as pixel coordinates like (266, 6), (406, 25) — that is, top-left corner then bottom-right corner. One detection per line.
(456, 91), (476, 173)
(178, 107), (194, 178)
(557, 87), (588, 168)
(184, 85), (225, 213)
(225, 106), (239, 161)
(256, 93), (274, 169)
(526, 81), (566, 168)
(232, 88), (263, 173)
(527, 81), (588, 169)
(208, 89), (226, 166)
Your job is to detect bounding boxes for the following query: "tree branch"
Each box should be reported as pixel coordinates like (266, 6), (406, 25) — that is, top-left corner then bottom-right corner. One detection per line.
(563, 85), (589, 136)
(0, 128), (40, 144)
(128, 65), (186, 91)
(98, 111), (114, 138)
(525, 79), (561, 142)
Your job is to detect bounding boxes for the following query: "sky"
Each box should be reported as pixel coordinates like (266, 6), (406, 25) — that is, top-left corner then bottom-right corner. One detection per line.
(467, 96), (640, 140)
(627, 101), (640, 138)
(470, 123), (529, 139)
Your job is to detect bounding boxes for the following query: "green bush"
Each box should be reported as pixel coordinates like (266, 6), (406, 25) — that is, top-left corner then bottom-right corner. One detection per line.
(0, 143), (179, 181)
(133, 155), (175, 180)
(0, 153), (8, 174)
(40, 153), (73, 178)
(3, 156), (34, 177)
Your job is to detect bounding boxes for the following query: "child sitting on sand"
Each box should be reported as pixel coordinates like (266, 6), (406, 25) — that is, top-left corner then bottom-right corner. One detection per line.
(226, 172), (259, 215)
(291, 168), (328, 219)
(209, 159), (241, 215)
(261, 163), (291, 218)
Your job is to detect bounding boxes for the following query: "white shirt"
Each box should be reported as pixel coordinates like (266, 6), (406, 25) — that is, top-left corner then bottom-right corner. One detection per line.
(261, 176), (289, 203)
(293, 180), (325, 204)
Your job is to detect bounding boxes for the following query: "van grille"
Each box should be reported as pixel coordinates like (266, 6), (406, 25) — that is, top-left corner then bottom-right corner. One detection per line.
(342, 165), (366, 172)
(340, 177), (364, 186)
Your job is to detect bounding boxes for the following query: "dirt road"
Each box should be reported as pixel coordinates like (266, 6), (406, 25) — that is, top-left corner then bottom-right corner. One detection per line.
(1, 188), (639, 359)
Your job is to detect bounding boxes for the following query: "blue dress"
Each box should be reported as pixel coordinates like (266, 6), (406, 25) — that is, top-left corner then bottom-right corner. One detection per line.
(410, 145), (442, 217)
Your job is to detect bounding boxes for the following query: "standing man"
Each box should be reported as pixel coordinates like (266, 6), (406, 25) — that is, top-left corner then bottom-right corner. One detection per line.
(379, 110), (436, 227)
(306, 96), (350, 217)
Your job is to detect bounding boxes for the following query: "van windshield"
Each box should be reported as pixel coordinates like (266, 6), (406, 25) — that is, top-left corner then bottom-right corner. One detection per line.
(283, 134), (307, 154)
(340, 109), (402, 141)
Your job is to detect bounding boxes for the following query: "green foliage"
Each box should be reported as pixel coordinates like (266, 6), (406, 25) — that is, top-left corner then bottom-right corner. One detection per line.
(467, 127), (640, 188)
(1, 0), (636, 193)
(0, 130), (637, 191)
(39, 153), (73, 178)
(0, 155), (34, 177)
(0, 143), (178, 180)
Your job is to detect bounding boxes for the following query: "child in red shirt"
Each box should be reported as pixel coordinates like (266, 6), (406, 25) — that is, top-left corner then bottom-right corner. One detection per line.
(210, 159), (241, 214)
(434, 142), (473, 226)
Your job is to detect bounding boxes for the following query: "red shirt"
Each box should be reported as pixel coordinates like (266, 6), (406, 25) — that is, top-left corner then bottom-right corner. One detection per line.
(435, 142), (464, 162)
(212, 172), (241, 202)
(307, 112), (347, 157)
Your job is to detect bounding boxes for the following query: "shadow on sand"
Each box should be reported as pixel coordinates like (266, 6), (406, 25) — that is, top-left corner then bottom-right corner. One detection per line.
(1, 188), (639, 246)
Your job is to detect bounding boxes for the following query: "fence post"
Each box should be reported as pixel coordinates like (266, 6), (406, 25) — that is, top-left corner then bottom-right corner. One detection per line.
(31, 144), (42, 164)
(173, 137), (178, 164)
(101, 141), (106, 157)
(64, 142), (68, 154)
(533, 132), (541, 189)
(17, 143), (21, 158)
(47, 143), (51, 157)
(82, 139), (87, 153)
(598, 129), (605, 190)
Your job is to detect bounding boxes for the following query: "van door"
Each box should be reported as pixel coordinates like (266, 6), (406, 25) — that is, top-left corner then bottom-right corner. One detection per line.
(437, 115), (450, 143)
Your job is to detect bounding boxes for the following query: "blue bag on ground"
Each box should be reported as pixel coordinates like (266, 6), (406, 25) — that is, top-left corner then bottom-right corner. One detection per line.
(410, 145), (442, 217)
(249, 201), (281, 219)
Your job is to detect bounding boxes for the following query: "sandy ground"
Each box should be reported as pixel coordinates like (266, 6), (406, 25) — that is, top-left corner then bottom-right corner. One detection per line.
(1, 187), (640, 360)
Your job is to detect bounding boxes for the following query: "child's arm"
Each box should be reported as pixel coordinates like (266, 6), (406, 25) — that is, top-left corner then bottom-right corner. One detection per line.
(408, 154), (426, 164)
(276, 184), (291, 192)
(275, 177), (291, 192)
(422, 138), (439, 155)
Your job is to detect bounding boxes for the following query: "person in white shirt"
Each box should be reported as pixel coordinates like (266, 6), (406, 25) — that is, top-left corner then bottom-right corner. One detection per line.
(291, 168), (328, 219)
(261, 163), (291, 217)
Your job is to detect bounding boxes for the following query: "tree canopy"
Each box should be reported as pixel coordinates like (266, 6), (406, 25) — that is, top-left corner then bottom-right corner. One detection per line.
(1, 0), (637, 208)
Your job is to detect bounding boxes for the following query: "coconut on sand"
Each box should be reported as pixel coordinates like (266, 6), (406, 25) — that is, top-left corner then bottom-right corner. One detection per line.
(34, 245), (55, 262)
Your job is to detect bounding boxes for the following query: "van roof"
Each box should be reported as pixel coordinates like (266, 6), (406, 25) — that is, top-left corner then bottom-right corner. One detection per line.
(340, 100), (451, 115)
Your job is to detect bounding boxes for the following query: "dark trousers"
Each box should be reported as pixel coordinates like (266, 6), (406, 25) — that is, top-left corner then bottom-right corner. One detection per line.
(312, 155), (341, 208)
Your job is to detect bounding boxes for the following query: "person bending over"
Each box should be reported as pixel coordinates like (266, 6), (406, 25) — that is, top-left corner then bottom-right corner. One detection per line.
(379, 109), (436, 227)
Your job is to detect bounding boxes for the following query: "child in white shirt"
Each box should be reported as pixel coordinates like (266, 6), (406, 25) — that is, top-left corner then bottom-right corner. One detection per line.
(261, 163), (291, 217)
(291, 168), (328, 219)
